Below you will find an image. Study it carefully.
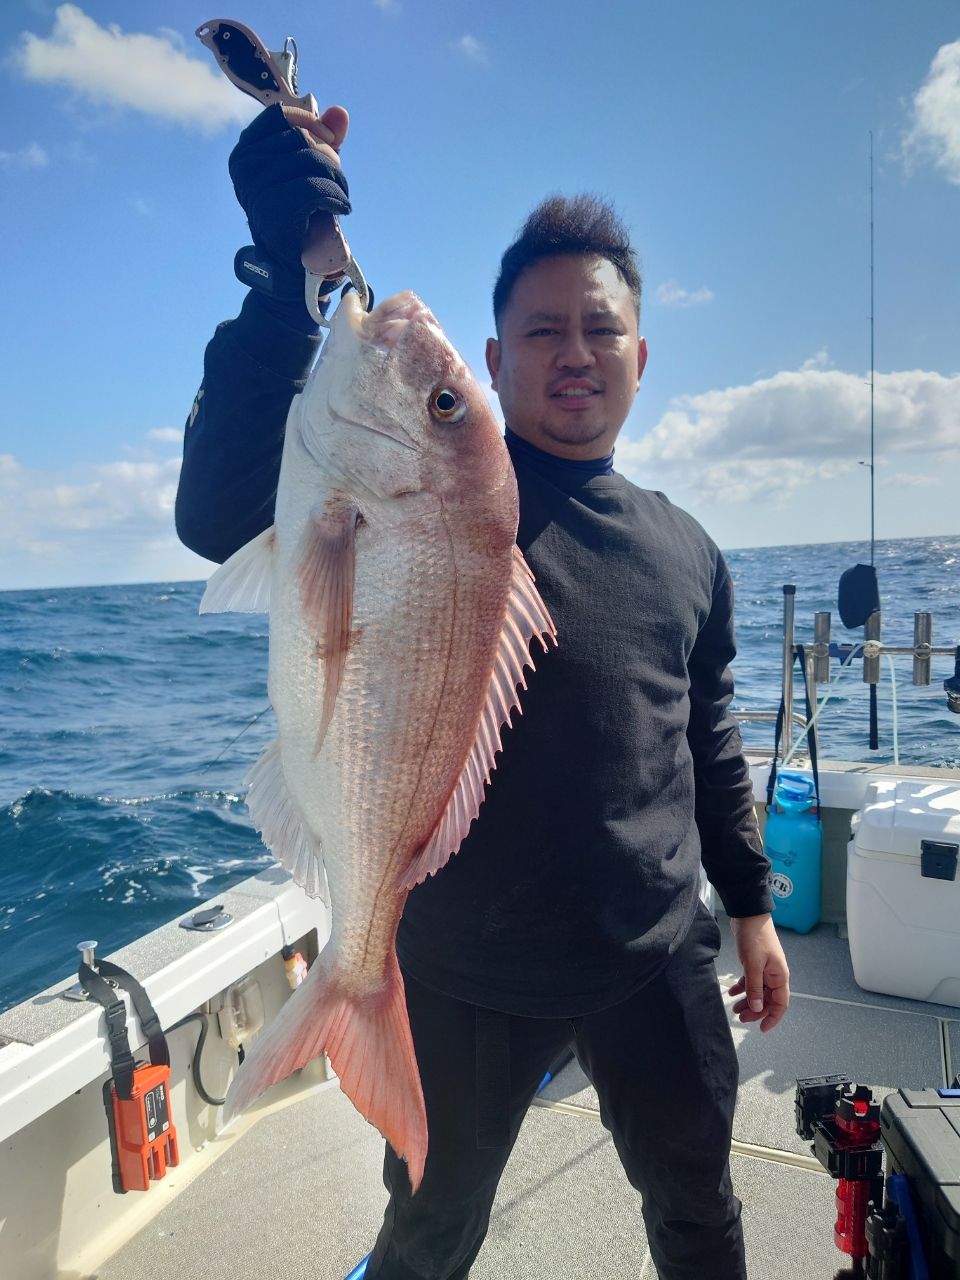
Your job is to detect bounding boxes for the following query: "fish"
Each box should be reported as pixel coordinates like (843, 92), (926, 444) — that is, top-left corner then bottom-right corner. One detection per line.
(200, 289), (556, 1190)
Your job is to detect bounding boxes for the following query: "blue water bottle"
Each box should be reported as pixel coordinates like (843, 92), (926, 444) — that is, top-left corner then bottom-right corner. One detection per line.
(764, 772), (822, 933)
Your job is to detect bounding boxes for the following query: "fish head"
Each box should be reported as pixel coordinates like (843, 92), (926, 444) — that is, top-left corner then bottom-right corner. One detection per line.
(300, 290), (514, 513)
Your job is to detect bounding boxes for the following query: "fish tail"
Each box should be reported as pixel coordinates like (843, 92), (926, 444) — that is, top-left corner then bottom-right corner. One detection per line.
(223, 948), (428, 1191)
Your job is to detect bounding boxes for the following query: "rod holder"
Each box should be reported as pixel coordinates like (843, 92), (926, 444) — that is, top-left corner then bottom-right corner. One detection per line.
(913, 612), (932, 686)
(813, 612), (831, 683)
(863, 611), (881, 685)
(782, 586), (796, 748)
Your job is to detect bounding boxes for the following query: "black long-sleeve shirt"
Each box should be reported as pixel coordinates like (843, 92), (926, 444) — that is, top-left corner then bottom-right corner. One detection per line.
(178, 293), (772, 1017)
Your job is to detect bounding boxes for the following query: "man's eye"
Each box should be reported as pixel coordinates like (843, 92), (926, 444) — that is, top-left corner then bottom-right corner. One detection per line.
(527, 328), (557, 337)
(591, 328), (619, 336)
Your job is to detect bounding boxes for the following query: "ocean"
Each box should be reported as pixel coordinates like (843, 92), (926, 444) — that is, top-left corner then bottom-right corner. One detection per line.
(1, 533), (958, 1014)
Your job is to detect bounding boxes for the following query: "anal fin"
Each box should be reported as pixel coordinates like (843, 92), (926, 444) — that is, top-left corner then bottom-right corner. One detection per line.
(245, 740), (328, 902)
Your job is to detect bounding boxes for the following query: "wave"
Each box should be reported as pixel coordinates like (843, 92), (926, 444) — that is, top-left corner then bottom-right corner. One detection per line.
(0, 784), (271, 1014)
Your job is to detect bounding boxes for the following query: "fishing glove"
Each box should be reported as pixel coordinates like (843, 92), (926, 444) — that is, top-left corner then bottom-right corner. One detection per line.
(229, 104), (351, 328)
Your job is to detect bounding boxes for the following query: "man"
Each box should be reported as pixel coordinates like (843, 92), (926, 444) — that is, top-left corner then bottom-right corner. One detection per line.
(177, 103), (790, 1280)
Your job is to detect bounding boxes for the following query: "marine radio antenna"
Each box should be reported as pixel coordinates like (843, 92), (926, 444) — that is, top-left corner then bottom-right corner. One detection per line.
(869, 130), (876, 568)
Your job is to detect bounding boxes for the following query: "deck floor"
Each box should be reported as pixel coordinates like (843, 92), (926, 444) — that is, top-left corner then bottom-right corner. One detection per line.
(97, 919), (959, 1280)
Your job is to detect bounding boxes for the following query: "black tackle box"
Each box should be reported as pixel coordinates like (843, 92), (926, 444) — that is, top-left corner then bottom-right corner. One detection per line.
(880, 1088), (960, 1278)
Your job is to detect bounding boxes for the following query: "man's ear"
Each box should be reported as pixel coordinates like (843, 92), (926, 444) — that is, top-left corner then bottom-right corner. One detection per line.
(637, 336), (648, 387)
(485, 337), (500, 390)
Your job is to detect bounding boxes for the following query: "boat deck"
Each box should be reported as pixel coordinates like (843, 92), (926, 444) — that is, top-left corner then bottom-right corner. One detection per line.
(95, 918), (959, 1280)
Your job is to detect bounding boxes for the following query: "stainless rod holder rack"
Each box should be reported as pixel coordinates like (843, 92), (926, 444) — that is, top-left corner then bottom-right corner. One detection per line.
(913, 612), (932, 686)
(782, 585), (796, 749)
(863, 611), (881, 685)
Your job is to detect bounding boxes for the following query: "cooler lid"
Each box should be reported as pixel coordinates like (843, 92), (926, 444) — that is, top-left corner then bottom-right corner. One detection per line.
(852, 779), (960, 860)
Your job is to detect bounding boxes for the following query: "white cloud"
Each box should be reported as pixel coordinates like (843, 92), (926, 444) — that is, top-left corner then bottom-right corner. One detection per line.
(881, 471), (941, 489)
(0, 437), (214, 589)
(454, 35), (489, 64)
(148, 427), (184, 444)
(903, 38), (960, 184)
(620, 366), (960, 504)
(655, 280), (714, 307)
(800, 348), (833, 372)
(0, 141), (49, 168)
(14, 4), (257, 132)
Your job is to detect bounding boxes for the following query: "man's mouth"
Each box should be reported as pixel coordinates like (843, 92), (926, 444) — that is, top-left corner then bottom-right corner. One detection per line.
(550, 381), (603, 403)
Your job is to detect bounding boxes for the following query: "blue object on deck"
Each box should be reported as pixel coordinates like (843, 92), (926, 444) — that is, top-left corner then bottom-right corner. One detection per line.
(885, 1173), (930, 1280)
(536, 1048), (576, 1096)
(764, 772), (822, 934)
(344, 1255), (369, 1280)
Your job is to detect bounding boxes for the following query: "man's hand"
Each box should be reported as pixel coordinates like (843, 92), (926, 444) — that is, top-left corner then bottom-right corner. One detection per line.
(280, 103), (348, 168)
(229, 102), (352, 281)
(727, 913), (790, 1032)
(280, 105), (352, 278)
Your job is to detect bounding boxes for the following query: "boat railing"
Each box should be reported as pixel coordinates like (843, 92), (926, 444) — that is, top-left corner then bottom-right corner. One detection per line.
(775, 585), (959, 763)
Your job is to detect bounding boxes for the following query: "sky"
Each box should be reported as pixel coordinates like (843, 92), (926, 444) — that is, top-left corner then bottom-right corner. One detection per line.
(0, 1), (958, 589)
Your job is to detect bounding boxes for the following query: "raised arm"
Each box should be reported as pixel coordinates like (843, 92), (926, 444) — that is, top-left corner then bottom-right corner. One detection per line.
(176, 104), (352, 563)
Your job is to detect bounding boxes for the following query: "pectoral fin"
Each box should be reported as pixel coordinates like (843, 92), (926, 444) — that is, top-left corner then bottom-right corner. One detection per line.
(200, 526), (275, 614)
(299, 499), (362, 752)
(400, 546), (557, 891)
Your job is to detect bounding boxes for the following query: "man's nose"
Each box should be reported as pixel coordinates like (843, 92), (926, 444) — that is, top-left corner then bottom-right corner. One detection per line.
(555, 330), (596, 368)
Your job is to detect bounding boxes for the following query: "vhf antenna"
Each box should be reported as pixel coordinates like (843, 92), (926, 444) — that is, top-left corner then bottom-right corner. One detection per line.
(869, 131), (875, 567)
(867, 132), (879, 748)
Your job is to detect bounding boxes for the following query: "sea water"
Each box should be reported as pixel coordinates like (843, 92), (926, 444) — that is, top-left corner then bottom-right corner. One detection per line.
(1, 534), (957, 1012)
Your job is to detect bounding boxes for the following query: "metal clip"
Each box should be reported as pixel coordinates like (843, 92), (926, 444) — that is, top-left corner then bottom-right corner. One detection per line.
(307, 255), (372, 328)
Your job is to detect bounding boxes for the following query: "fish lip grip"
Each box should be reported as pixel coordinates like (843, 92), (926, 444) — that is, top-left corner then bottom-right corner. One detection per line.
(195, 18), (316, 112)
(196, 17), (371, 325)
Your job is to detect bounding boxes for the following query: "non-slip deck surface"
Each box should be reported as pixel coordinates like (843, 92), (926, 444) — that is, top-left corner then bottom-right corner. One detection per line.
(98, 920), (959, 1280)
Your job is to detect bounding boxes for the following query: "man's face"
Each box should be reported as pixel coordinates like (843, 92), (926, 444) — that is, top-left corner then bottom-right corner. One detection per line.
(485, 254), (647, 460)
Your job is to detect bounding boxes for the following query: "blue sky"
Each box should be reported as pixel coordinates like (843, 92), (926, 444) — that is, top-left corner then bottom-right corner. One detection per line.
(1, 1), (958, 589)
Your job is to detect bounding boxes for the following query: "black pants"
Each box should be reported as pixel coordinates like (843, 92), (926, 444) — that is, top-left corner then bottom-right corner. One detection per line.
(365, 905), (744, 1280)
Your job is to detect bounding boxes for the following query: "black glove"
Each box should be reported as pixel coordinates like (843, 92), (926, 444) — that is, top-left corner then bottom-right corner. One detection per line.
(229, 103), (351, 272)
(229, 104), (352, 327)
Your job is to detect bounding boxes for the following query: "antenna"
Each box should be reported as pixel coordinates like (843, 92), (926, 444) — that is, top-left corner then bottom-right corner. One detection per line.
(869, 131), (875, 566)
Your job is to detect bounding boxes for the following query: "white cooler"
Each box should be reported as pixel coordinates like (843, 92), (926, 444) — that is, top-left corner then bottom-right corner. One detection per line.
(847, 778), (960, 1007)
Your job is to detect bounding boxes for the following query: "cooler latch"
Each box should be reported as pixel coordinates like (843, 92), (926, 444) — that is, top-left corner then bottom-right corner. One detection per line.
(920, 839), (958, 881)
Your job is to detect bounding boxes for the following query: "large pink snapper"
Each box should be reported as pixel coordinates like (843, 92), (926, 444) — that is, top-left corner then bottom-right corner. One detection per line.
(201, 290), (556, 1189)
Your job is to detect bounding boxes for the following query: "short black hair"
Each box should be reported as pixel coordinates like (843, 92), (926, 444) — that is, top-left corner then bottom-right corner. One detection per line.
(492, 194), (642, 332)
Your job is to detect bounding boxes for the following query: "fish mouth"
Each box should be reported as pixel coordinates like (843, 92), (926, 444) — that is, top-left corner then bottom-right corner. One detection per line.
(357, 291), (436, 351)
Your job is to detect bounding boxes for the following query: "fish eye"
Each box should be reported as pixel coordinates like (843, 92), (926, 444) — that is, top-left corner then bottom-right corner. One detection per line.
(429, 387), (467, 424)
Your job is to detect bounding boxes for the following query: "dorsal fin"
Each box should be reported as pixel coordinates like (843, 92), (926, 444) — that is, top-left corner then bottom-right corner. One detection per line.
(398, 546), (556, 891)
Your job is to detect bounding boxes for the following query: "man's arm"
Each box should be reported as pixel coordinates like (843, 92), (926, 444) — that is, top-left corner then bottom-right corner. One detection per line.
(175, 103), (351, 564)
(687, 553), (790, 1032)
(175, 295), (321, 563)
(686, 554), (772, 916)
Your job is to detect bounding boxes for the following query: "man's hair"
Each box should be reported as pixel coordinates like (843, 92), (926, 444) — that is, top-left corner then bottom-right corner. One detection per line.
(492, 194), (642, 332)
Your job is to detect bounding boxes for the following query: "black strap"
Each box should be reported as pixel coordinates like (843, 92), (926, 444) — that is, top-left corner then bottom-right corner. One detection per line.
(765, 645), (821, 815)
(79, 960), (169, 1099)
